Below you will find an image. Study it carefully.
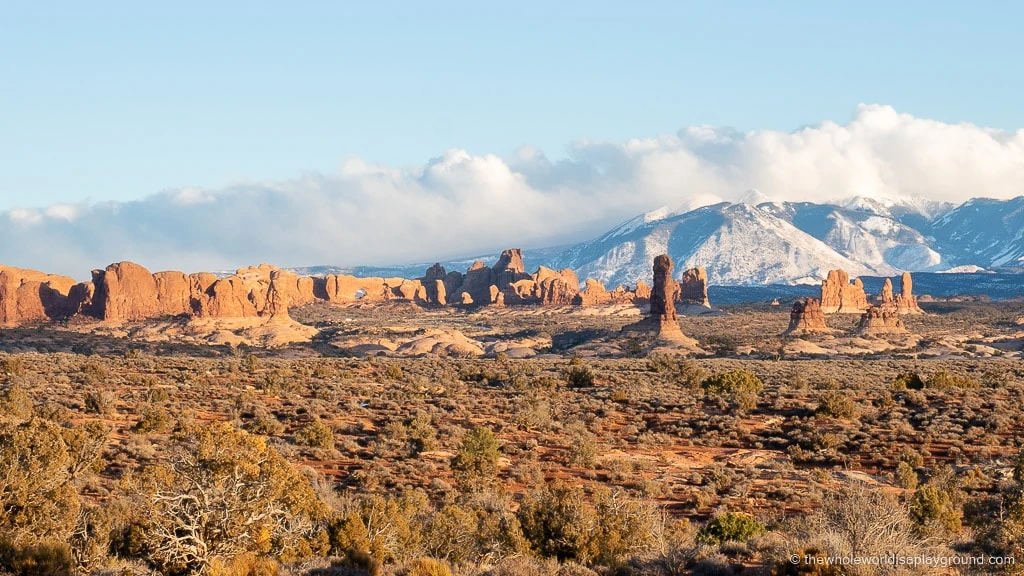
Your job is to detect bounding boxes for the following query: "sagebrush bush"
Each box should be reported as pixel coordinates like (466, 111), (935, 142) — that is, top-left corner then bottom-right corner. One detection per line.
(702, 370), (763, 395)
(815, 391), (857, 419)
(295, 418), (335, 449)
(697, 512), (765, 545)
(452, 427), (500, 492)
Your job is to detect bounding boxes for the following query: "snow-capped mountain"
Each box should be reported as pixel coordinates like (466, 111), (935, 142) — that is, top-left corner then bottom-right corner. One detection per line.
(543, 196), (1023, 286)
(760, 202), (943, 273)
(548, 202), (877, 286)
(927, 197), (1024, 268)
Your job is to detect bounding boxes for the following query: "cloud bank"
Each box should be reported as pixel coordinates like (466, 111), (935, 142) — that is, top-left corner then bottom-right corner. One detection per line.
(3, 104), (1023, 278)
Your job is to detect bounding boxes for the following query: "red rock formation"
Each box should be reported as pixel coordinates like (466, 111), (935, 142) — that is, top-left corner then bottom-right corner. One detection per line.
(491, 248), (530, 288)
(452, 261), (493, 306)
(819, 269), (869, 313)
(678, 266), (710, 308)
(634, 281), (651, 301)
(650, 255), (678, 321)
(0, 266), (77, 325)
(877, 272), (923, 314)
(623, 254), (699, 345)
(895, 272), (923, 314)
(91, 262), (165, 322)
(324, 274), (389, 303)
(879, 278), (894, 305)
(153, 271), (193, 317)
(432, 279), (448, 306)
(532, 267), (579, 306)
(857, 306), (907, 334)
(422, 263), (449, 305)
(67, 281), (97, 316)
(784, 298), (831, 335)
(575, 279), (613, 306)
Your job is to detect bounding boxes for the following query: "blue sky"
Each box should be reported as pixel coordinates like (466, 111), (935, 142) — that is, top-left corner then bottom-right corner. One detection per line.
(1, 0), (1020, 211)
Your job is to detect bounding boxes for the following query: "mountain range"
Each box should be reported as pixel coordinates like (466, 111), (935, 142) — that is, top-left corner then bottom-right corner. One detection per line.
(292, 194), (1024, 288)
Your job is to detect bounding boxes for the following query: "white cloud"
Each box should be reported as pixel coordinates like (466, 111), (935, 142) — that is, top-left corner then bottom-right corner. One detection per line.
(43, 204), (82, 221)
(2, 104), (1022, 277)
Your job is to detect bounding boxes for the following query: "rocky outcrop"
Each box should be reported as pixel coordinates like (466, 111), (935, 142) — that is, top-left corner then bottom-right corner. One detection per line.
(650, 255), (678, 322)
(634, 281), (651, 301)
(623, 255), (700, 346)
(533, 267), (579, 306)
(678, 267), (710, 307)
(91, 262), (164, 322)
(879, 278), (894, 305)
(575, 279), (613, 307)
(878, 272), (923, 314)
(323, 274), (389, 303)
(897, 272), (923, 314)
(452, 261), (494, 306)
(856, 306), (907, 335)
(784, 298), (831, 335)
(819, 269), (869, 313)
(0, 249), (705, 327)
(491, 248), (530, 289)
(0, 266), (76, 325)
(421, 263), (462, 306)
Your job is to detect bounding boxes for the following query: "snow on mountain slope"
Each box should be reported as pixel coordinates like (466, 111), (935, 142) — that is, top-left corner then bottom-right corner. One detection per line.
(928, 196), (1024, 268)
(760, 202), (944, 272)
(549, 203), (874, 286)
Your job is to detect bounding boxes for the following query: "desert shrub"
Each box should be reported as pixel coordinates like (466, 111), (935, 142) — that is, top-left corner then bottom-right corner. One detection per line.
(690, 554), (734, 576)
(0, 384), (33, 420)
(788, 485), (932, 575)
(0, 418), (81, 546)
(899, 448), (924, 469)
(127, 422), (329, 573)
(974, 451), (1024, 565)
(733, 390), (758, 413)
(404, 413), (437, 455)
(815, 391), (857, 420)
(910, 484), (962, 536)
(891, 371), (925, 391)
(83, 391), (115, 416)
(295, 418), (335, 450)
(452, 427), (501, 492)
(0, 356), (25, 377)
(0, 540), (75, 576)
(517, 482), (599, 562)
(924, 369), (980, 390)
(981, 369), (1015, 388)
(80, 362), (107, 380)
(404, 557), (452, 576)
(206, 553), (279, 576)
(565, 424), (597, 469)
(147, 386), (170, 404)
(704, 334), (739, 356)
(697, 512), (764, 545)
(423, 501), (527, 565)
(243, 354), (259, 374)
(895, 462), (919, 490)
(68, 501), (132, 571)
(61, 421), (108, 477)
(648, 356), (706, 390)
(385, 363), (404, 380)
(702, 369), (763, 395)
(517, 482), (661, 565)
(134, 404), (172, 433)
(328, 492), (428, 564)
(245, 409), (285, 436)
(563, 363), (595, 388)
